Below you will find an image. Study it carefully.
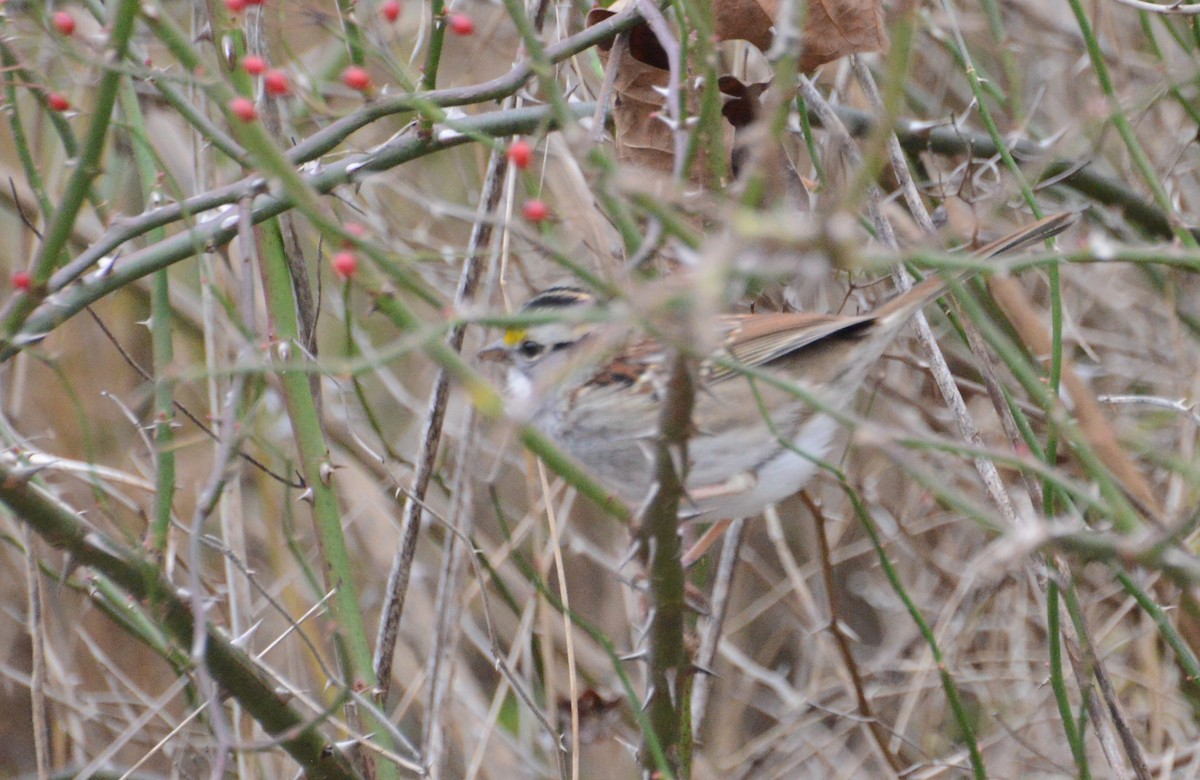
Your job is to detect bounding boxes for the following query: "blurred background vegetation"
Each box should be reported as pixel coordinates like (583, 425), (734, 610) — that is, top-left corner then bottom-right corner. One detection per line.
(1, 0), (1200, 778)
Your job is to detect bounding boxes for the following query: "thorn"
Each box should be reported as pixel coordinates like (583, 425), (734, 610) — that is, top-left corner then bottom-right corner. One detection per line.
(231, 619), (263, 648)
(3, 462), (51, 488)
(59, 554), (82, 588)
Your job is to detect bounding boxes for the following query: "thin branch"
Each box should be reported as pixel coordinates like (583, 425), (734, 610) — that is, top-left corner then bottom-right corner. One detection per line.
(804, 493), (909, 774)
(39, 6), (653, 298)
(1105, 0), (1200, 13)
(81, 307), (303, 488)
(689, 517), (743, 733)
(24, 528), (50, 780)
(373, 116), (511, 703)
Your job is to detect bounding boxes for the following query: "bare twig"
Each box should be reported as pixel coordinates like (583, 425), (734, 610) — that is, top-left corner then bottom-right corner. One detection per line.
(690, 518), (744, 733)
(24, 529), (50, 780)
(1098, 394), (1200, 427)
(832, 61), (1024, 529)
(633, 0), (685, 179)
(1103, 0), (1200, 18)
(373, 123), (511, 703)
(591, 34), (626, 144)
(804, 492), (908, 775)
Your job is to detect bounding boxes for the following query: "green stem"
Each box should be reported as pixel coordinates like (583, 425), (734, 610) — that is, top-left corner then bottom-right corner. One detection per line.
(497, 0), (574, 130)
(418, 0), (449, 134)
(1114, 570), (1200, 684)
(977, 0), (1023, 115)
(947, 281), (1144, 533)
(256, 220), (397, 777)
(638, 354), (694, 778)
(0, 44), (53, 221)
(1047, 580), (1090, 778)
(116, 74), (176, 557)
(338, 0), (368, 65)
(490, 495), (667, 771)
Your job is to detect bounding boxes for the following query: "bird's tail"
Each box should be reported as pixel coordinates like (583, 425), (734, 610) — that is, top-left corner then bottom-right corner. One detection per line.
(974, 210), (1080, 259)
(875, 209), (1080, 322)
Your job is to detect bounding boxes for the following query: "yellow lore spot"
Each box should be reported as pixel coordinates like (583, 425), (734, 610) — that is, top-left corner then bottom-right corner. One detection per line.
(503, 329), (526, 346)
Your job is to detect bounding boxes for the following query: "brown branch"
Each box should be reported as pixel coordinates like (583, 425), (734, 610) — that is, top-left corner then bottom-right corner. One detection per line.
(803, 491), (910, 775)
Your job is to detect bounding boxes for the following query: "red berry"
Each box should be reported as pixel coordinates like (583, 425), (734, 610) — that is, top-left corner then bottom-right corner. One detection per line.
(242, 55), (267, 75)
(506, 139), (533, 170)
(47, 92), (70, 112)
(341, 66), (372, 91)
(381, 0), (401, 22)
(11, 272), (31, 291)
(448, 13), (474, 35)
(522, 199), (549, 223)
(263, 69), (290, 96)
(225, 0), (246, 12)
(229, 96), (258, 122)
(332, 250), (358, 279)
(52, 11), (75, 35)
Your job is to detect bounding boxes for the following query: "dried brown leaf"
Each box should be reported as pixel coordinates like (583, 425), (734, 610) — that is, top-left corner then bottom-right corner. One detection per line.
(589, 6), (733, 180)
(586, 0), (886, 178)
(712, 0), (776, 52)
(716, 0), (888, 71)
(986, 276), (1163, 521)
(802, 0), (888, 71)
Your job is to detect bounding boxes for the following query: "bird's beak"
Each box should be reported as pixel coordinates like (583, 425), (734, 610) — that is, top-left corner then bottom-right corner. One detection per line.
(477, 339), (509, 363)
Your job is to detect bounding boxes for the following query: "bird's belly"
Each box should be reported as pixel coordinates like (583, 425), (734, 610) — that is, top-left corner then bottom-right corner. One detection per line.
(689, 413), (837, 519)
(533, 394), (660, 504)
(534, 384), (838, 519)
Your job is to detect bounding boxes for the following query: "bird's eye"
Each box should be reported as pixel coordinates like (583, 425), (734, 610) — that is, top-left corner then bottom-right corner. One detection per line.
(518, 340), (545, 359)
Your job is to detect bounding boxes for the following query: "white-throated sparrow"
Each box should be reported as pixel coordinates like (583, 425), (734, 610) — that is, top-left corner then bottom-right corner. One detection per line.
(481, 212), (1075, 520)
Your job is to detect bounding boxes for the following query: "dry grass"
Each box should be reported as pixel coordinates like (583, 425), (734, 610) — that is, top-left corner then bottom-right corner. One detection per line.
(1, 1), (1199, 779)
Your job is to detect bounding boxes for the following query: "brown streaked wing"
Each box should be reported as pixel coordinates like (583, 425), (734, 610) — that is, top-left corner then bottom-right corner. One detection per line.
(572, 211), (1078, 391)
(582, 336), (666, 388)
(588, 355), (651, 388)
(707, 311), (876, 384)
(577, 313), (875, 390)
